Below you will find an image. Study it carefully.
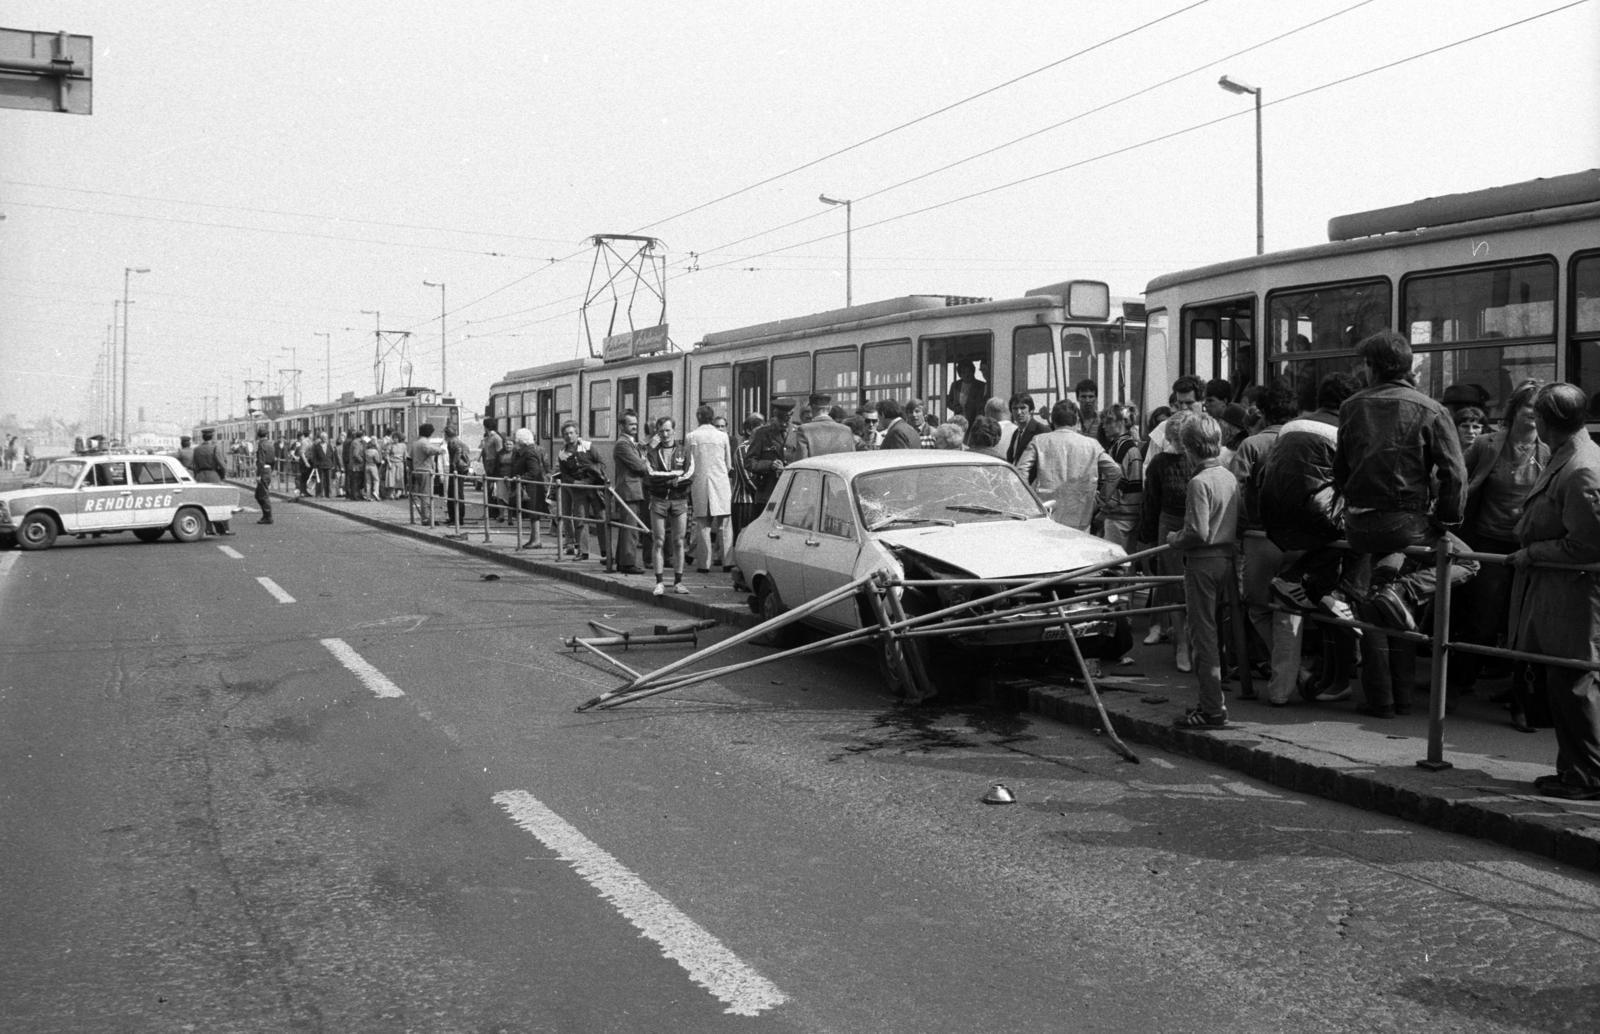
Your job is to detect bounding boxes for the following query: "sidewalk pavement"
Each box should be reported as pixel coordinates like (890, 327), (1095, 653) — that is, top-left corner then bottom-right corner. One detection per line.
(253, 480), (1600, 872)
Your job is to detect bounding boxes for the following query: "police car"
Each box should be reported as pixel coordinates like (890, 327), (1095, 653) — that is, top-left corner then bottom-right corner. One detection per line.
(0, 454), (240, 551)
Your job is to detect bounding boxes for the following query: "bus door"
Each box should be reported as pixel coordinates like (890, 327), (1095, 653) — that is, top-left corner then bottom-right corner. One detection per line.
(734, 359), (767, 424)
(1182, 299), (1256, 399)
(921, 333), (993, 424)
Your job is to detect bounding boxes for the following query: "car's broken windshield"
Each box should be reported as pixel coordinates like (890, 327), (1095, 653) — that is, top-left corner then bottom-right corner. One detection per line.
(855, 464), (1045, 529)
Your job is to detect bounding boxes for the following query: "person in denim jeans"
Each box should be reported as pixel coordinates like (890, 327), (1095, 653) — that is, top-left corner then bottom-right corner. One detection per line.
(1333, 330), (1479, 715)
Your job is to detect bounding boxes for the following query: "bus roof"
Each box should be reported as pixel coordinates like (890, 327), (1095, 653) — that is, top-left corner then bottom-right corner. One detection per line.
(1146, 170), (1600, 297)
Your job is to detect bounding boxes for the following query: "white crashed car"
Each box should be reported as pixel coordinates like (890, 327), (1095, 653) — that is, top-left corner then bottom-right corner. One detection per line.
(732, 451), (1130, 694)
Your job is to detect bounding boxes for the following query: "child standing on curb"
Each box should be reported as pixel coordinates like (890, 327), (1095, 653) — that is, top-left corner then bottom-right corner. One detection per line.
(1167, 413), (1239, 729)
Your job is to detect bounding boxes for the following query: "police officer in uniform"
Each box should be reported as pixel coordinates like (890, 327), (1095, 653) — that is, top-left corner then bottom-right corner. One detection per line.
(743, 398), (800, 508)
(192, 428), (233, 535)
(795, 392), (855, 458)
(254, 426), (275, 525)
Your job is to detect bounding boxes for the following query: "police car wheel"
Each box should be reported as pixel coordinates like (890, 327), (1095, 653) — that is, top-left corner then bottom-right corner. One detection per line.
(171, 507), (206, 543)
(16, 513), (57, 551)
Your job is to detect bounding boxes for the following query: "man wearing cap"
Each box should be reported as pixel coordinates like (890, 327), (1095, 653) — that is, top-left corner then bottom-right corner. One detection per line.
(744, 400), (798, 508)
(254, 426), (276, 525)
(796, 392), (855, 458)
(174, 435), (196, 475)
(192, 428), (233, 535)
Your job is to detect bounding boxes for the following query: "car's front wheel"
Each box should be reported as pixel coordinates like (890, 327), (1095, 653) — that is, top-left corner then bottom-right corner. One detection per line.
(170, 507), (207, 543)
(16, 513), (57, 551)
(133, 528), (166, 543)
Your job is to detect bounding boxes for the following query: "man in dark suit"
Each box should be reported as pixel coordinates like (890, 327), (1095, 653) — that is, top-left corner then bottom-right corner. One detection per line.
(875, 397), (922, 450)
(796, 392), (855, 458)
(610, 412), (650, 574)
(1005, 392), (1051, 464)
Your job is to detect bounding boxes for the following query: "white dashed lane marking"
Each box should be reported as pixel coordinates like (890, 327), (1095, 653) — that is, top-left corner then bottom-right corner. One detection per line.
(0, 552), (18, 575)
(256, 576), (296, 603)
(493, 789), (788, 1017)
(217, 545), (244, 559)
(320, 638), (405, 698)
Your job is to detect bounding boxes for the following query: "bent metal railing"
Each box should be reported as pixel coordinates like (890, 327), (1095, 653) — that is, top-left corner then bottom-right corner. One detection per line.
(1249, 529), (1600, 772)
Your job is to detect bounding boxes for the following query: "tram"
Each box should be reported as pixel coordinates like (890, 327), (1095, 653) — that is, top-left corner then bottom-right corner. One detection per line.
(487, 278), (1147, 469)
(1141, 169), (1600, 421)
(202, 385), (462, 448)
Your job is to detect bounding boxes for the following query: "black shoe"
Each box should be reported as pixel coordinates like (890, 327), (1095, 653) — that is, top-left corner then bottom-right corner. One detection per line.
(256, 519), (273, 525)
(1367, 585), (1416, 632)
(1539, 782), (1600, 801)
(618, 566), (647, 575)
(1173, 710), (1229, 730)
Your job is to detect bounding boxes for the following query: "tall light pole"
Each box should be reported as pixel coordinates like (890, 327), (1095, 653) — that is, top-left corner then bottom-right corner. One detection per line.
(280, 346), (300, 409)
(314, 332), (331, 402)
(121, 267), (150, 443)
(819, 194), (853, 307)
(423, 281), (447, 394)
(1218, 75), (1264, 255)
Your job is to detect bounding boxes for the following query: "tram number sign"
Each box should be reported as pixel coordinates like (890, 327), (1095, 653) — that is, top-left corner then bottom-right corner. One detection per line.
(603, 323), (670, 362)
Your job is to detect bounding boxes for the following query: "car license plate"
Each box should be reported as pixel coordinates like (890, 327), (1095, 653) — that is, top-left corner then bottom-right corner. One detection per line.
(1040, 626), (1070, 641)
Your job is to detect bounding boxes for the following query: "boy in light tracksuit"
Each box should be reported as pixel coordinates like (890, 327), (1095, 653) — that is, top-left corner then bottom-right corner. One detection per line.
(1167, 413), (1240, 729)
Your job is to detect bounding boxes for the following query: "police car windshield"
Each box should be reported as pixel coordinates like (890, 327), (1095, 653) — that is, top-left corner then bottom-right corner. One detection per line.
(37, 459), (86, 488)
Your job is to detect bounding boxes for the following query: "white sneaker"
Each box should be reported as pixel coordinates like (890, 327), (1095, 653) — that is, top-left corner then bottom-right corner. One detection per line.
(1143, 626), (1168, 646)
(673, 582), (691, 595)
(652, 582), (665, 597)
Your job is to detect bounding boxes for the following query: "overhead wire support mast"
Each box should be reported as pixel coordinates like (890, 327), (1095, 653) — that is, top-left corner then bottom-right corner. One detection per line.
(581, 234), (670, 360)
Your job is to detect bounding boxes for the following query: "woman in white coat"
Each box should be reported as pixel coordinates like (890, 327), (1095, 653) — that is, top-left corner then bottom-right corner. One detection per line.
(685, 404), (734, 572)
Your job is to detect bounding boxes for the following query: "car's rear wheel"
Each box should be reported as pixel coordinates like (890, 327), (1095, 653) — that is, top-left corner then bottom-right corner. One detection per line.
(753, 581), (802, 649)
(133, 527), (166, 543)
(171, 507), (206, 543)
(16, 513), (57, 551)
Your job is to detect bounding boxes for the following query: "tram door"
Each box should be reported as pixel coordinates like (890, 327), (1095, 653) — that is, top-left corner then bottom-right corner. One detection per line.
(921, 334), (993, 425)
(734, 360), (767, 424)
(537, 388), (555, 464)
(1183, 299), (1256, 399)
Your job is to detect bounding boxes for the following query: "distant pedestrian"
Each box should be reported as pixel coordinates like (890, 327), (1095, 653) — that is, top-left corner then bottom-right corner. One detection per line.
(610, 413), (650, 573)
(746, 400), (799, 497)
(1168, 413), (1239, 730)
(409, 423), (446, 523)
(1004, 393), (1049, 464)
(685, 405), (733, 571)
(1016, 397), (1118, 532)
(646, 416), (694, 596)
(795, 392), (855, 458)
(175, 435), (197, 475)
(311, 431), (333, 497)
(729, 413), (765, 554)
(1099, 404), (1143, 550)
(254, 427), (275, 525)
(480, 417), (506, 520)
(192, 428), (233, 536)
(508, 427), (547, 548)
(555, 422), (606, 559)
(385, 432), (407, 499)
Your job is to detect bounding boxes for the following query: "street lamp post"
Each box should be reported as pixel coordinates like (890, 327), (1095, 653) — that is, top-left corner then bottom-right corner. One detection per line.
(423, 281), (446, 393)
(1218, 75), (1263, 255)
(122, 267), (150, 443)
(110, 301), (121, 434)
(280, 346), (299, 409)
(819, 194), (853, 307)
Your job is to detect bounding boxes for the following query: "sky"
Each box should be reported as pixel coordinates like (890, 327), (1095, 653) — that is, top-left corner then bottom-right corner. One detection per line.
(1, 0), (1596, 432)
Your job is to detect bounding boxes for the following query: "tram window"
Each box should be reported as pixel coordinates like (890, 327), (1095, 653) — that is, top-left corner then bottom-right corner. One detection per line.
(507, 391), (524, 429)
(1267, 280), (1391, 356)
(555, 385), (574, 438)
(1062, 328), (1095, 402)
(1012, 326), (1058, 411)
(699, 365), (732, 423)
(862, 339), (912, 403)
(922, 333), (991, 424)
(589, 380), (613, 439)
(617, 377), (640, 422)
(1271, 354), (1367, 414)
(645, 371), (673, 427)
(772, 353), (811, 410)
(1570, 253), (1600, 418)
(1182, 300), (1255, 400)
(1404, 260), (1556, 417)
(814, 348), (859, 406)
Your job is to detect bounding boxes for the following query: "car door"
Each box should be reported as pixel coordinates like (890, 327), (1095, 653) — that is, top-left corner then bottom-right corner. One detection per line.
(803, 473), (865, 629)
(77, 460), (131, 531)
(130, 459), (182, 527)
(764, 469), (821, 608)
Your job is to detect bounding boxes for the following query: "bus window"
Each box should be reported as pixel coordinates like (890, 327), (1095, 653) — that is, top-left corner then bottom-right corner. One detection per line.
(862, 339), (912, 403)
(772, 353), (811, 411)
(1267, 279), (1391, 410)
(1570, 252), (1600, 418)
(1403, 259), (1556, 418)
(921, 333), (992, 424)
(1182, 299), (1255, 400)
(814, 348), (859, 408)
(1012, 326), (1057, 412)
(699, 364), (732, 423)
(589, 380), (613, 439)
(618, 377), (640, 422)
(1062, 327), (1095, 404)
(645, 371), (673, 428)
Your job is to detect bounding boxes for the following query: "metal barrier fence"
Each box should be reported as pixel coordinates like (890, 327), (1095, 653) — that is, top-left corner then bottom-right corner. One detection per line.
(1250, 529), (1600, 772)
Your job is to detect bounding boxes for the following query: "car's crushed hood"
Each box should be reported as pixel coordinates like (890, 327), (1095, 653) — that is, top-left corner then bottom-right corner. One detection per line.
(875, 518), (1124, 578)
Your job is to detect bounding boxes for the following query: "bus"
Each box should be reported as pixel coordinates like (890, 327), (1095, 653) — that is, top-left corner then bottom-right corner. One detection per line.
(487, 278), (1147, 470)
(1141, 168), (1600, 421)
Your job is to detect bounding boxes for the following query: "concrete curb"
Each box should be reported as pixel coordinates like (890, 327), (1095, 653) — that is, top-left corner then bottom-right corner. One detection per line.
(1021, 681), (1600, 873)
(250, 484), (761, 630)
(259, 479), (1600, 872)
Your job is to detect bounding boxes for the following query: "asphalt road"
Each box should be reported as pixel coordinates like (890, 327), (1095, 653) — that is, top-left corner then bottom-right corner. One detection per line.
(2, 505), (1598, 1034)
